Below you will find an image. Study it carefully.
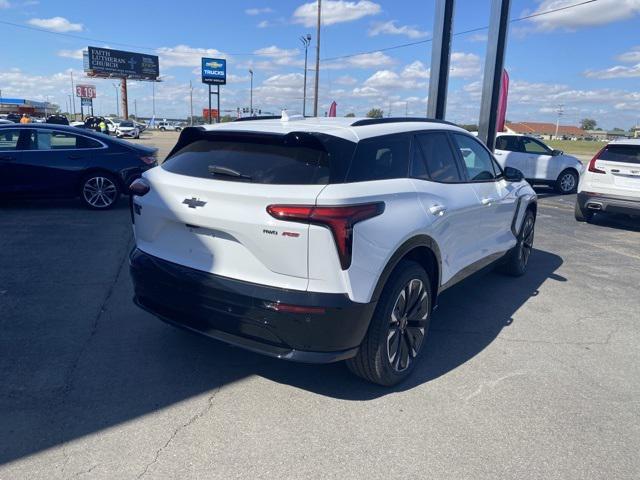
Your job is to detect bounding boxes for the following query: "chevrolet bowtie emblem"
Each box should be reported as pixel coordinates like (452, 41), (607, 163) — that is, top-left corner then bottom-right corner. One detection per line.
(183, 197), (207, 208)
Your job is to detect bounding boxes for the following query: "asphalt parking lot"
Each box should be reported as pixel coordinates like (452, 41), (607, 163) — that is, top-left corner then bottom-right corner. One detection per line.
(1, 148), (639, 478)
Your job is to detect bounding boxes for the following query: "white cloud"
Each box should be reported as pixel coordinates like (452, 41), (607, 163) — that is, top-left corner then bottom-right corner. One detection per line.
(293, 0), (381, 27)
(257, 20), (270, 28)
(324, 51), (395, 70)
(0, 0), (10, 9)
(617, 46), (640, 63)
(402, 60), (429, 80)
(156, 45), (225, 68)
(57, 48), (85, 60)
(254, 46), (299, 57)
(368, 20), (428, 39)
(449, 52), (481, 78)
(525, 0), (640, 31)
(27, 16), (83, 32)
(585, 64), (640, 79)
(245, 7), (273, 15)
(335, 75), (357, 85)
(467, 32), (488, 43)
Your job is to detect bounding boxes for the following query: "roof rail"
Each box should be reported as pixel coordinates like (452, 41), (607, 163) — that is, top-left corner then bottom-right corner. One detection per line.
(233, 116), (282, 122)
(350, 117), (459, 127)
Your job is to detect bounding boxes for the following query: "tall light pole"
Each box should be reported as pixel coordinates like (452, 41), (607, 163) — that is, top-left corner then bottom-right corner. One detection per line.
(134, 99), (138, 119)
(313, 0), (321, 117)
(249, 69), (254, 115)
(300, 34), (312, 117)
(112, 82), (120, 117)
(189, 80), (193, 126)
(70, 71), (76, 120)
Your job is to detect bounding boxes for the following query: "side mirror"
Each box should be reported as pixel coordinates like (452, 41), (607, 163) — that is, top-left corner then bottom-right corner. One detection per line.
(552, 149), (563, 156)
(504, 166), (524, 182)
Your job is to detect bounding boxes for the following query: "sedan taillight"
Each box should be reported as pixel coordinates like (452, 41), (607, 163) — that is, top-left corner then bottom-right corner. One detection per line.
(267, 202), (385, 270)
(129, 178), (150, 196)
(140, 155), (157, 165)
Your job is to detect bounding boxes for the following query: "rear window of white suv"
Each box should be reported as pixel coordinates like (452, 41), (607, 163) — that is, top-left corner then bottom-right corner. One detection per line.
(162, 131), (355, 185)
(599, 145), (640, 164)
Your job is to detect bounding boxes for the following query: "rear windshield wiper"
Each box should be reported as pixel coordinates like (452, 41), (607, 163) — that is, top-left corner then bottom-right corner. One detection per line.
(208, 165), (252, 181)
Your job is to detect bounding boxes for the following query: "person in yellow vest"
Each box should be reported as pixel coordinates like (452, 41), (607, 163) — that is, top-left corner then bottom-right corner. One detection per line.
(19, 114), (31, 124)
(99, 119), (107, 134)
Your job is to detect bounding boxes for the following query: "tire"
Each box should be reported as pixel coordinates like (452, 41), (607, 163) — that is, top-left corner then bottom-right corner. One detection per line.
(175, 127), (182, 132)
(346, 260), (432, 386)
(80, 173), (120, 210)
(555, 169), (578, 194)
(159, 127), (166, 132)
(500, 210), (535, 277)
(574, 199), (593, 223)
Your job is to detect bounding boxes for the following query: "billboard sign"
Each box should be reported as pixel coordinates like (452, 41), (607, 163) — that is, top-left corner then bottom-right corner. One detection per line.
(76, 84), (96, 99)
(201, 58), (226, 85)
(202, 108), (219, 118)
(87, 46), (159, 80)
(81, 98), (93, 108)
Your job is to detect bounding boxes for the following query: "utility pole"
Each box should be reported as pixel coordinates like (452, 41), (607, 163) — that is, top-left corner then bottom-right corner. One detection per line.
(554, 104), (564, 139)
(152, 81), (156, 120)
(405, 101), (409, 117)
(113, 82), (119, 117)
(121, 78), (128, 119)
(300, 34), (311, 116)
(189, 80), (193, 125)
(313, 0), (321, 117)
(249, 69), (254, 115)
(70, 71), (76, 120)
(134, 99), (138, 119)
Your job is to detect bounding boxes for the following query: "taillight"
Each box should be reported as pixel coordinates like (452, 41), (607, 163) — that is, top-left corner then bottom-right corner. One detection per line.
(267, 202), (385, 270)
(129, 178), (150, 196)
(588, 146), (607, 174)
(263, 302), (325, 314)
(140, 155), (157, 165)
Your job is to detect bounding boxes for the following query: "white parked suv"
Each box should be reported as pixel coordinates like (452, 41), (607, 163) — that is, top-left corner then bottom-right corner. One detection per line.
(115, 120), (141, 139)
(575, 139), (640, 222)
(494, 133), (583, 194)
(129, 116), (537, 386)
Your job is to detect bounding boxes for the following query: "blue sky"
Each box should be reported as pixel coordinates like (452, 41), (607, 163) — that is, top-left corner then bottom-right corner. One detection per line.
(1, 0), (639, 128)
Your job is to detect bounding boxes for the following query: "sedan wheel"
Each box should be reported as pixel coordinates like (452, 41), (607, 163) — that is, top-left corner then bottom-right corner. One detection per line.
(81, 175), (119, 209)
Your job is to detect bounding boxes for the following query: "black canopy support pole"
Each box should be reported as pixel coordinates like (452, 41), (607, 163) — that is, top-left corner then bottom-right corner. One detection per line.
(478, 0), (511, 151)
(427, 0), (455, 120)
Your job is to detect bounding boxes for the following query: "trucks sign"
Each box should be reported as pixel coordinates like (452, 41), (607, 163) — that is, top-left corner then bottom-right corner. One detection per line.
(201, 58), (226, 85)
(87, 46), (159, 80)
(75, 84), (96, 99)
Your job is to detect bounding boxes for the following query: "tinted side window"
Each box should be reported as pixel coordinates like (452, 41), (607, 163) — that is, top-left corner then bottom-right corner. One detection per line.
(452, 134), (497, 181)
(522, 137), (551, 154)
(600, 145), (640, 164)
(347, 134), (410, 182)
(495, 135), (521, 152)
(34, 131), (102, 150)
(413, 132), (463, 183)
(0, 129), (21, 150)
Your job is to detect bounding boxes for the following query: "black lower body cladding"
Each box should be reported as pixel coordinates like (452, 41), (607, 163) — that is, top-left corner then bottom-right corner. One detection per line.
(129, 248), (376, 363)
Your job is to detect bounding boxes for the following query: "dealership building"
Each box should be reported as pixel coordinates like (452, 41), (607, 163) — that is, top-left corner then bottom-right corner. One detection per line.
(0, 97), (56, 117)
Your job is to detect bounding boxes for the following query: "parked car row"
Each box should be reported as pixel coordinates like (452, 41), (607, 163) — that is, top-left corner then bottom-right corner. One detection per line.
(0, 124), (156, 208)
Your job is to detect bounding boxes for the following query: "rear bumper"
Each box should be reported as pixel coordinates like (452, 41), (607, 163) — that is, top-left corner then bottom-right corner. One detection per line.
(129, 248), (376, 363)
(578, 191), (640, 216)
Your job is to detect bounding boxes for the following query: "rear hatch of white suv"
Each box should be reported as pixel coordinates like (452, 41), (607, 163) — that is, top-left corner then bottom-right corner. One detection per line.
(586, 142), (640, 198)
(132, 128), (354, 291)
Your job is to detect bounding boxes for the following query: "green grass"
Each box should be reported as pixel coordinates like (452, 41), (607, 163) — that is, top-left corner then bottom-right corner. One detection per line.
(546, 139), (604, 157)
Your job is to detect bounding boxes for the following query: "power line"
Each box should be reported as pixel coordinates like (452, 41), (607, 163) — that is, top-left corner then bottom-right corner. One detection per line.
(322, 0), (598, 62)
(0, 0), (599, 62)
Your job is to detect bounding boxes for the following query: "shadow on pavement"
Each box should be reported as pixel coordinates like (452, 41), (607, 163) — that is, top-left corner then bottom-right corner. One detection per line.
(0, 246), (563, 466)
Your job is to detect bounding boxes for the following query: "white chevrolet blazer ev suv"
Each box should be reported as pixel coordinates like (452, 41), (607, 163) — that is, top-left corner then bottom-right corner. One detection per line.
(129, 116), (537, 386)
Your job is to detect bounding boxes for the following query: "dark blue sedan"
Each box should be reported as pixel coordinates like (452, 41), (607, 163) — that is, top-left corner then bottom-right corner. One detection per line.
(0, 123), (157, 209)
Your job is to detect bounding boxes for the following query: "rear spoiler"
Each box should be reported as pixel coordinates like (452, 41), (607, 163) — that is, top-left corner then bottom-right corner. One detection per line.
(165, 127), (330, 160)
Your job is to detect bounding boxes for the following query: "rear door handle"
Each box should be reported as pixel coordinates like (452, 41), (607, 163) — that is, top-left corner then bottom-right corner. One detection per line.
(481, 197), (497, 205)
(68, 154), (83, 159)
(0, 155), (15, 162)
(429, 204), (447, 216)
